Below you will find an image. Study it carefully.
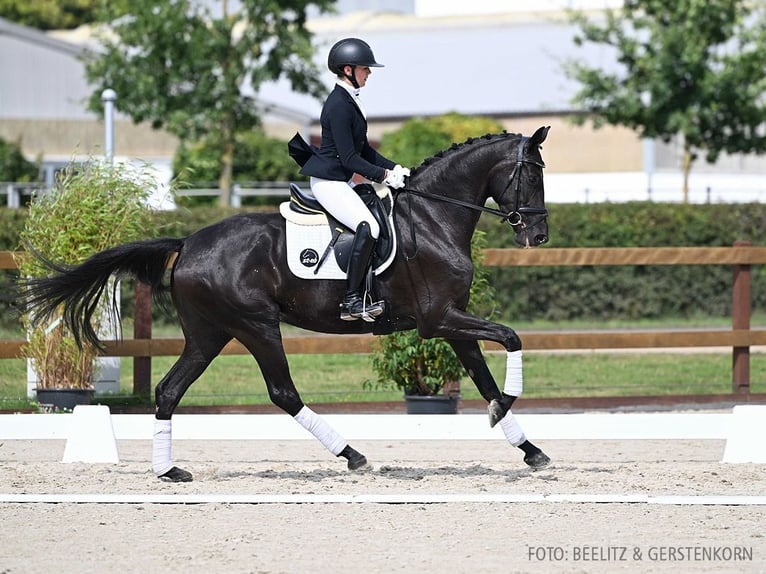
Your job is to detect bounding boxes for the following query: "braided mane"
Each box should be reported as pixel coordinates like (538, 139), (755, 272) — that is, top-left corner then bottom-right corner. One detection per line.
(411, 131), (521, 176)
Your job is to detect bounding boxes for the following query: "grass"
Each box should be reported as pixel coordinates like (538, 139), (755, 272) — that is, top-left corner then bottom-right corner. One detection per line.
(2, 315), (765, 409)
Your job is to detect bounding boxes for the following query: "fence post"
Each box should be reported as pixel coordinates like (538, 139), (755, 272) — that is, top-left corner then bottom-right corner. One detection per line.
(231, 184), (242, 208)
(731, 240), (751, 395)
(133, 282), (152, 400)
(7, 184), (20, 208)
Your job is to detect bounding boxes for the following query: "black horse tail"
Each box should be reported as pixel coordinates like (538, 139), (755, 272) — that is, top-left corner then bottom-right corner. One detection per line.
(18, 237), (184, 350)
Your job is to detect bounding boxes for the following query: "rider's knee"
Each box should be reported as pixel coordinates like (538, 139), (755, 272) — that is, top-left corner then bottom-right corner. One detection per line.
(366, 217), (380, 240)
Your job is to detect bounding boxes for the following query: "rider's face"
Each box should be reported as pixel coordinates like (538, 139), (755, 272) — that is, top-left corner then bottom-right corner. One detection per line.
(344, 65), (371, 87)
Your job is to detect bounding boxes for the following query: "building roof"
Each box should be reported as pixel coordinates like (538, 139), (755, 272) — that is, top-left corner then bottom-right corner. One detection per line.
(0, 16), (85, 56)
(0, 9), (618, 125)
(257, 10), (617, 120)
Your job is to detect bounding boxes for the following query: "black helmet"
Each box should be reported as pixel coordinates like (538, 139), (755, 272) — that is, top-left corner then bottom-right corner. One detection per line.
(327, 38), (383, 76)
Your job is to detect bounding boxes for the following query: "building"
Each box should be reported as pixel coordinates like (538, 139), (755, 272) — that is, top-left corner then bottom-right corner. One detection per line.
(1, 1), (764, 204)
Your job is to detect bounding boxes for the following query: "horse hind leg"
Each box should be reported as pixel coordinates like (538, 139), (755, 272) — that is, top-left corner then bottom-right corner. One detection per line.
(153, 333), (231, 482)
(236, 326), (370, 471)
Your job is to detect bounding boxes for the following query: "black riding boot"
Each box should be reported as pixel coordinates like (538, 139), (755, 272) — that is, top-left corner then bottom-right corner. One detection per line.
(340, 222), (384, 322)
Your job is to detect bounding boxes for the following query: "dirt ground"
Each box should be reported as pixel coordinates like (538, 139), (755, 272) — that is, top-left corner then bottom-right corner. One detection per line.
(1, 437), (764, 574)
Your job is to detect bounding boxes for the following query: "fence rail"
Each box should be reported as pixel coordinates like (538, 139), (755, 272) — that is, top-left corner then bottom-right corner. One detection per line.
(3, 245), (765, 397)
(3, 181), (296, 209)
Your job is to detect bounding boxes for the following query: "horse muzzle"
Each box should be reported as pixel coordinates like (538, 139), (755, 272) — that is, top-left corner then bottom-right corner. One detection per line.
(511, 210), (548, 248)
(515, 229), (548, 248)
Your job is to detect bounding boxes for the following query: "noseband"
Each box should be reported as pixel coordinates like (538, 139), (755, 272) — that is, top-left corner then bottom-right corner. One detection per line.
(398, 136), (547, 230)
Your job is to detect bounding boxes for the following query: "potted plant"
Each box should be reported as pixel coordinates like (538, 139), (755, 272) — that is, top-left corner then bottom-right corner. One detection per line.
(16, 159), (155, 410)
(368, 230), (496, 413)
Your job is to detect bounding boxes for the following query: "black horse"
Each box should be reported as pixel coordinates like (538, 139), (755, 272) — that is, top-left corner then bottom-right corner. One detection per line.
(19, 127), (552, 482)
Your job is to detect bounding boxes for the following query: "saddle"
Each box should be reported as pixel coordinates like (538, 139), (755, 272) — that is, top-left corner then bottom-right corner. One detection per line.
(279, 183), (397, 280)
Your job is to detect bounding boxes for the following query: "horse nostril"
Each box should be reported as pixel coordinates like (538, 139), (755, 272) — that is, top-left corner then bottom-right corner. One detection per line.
(535, 234), (548, 245)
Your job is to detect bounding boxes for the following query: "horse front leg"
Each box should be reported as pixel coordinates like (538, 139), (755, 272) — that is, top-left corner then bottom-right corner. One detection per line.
(439, 318), (526, 425)
(432, 305), (549, 469)
(448, 338), (550, 469)
(446, 338), (519, 422)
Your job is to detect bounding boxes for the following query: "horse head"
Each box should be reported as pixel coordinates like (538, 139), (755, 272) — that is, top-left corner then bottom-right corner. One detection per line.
(491, 126), (550, 248)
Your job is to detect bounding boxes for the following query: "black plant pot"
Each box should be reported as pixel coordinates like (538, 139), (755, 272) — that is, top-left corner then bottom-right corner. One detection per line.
(404, 394), (460, 414)
(36, 388), (95, 411)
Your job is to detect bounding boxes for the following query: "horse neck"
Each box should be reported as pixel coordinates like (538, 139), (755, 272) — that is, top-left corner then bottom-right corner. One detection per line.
(405, 136), (517, 241)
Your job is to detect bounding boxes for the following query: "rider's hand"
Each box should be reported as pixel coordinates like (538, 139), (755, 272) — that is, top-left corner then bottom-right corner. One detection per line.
(383, 168), (405, 189)
(395, 164), (411, 178)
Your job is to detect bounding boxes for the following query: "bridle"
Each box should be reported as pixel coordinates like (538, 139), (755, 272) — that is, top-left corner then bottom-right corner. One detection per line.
(398, 136), (547, 231)
(496, 136), (547, 230)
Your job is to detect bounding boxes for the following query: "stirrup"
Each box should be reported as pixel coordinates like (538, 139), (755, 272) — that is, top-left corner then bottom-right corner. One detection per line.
(340, 294), (384, 322)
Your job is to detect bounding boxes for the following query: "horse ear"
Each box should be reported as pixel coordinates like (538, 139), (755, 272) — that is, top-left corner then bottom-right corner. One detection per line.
(528, 126), (550, 149)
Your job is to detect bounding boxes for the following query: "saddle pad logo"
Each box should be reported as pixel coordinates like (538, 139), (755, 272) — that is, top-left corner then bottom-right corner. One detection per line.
(299, 248), (319, 267)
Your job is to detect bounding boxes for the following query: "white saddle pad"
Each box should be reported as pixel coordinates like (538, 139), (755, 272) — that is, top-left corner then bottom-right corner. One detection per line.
(280, 202), (397, 280)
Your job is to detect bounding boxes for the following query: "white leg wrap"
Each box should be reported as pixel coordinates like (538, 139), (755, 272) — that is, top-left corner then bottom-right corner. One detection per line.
(500, 410), (527, 447)
(504, 350), (523, 396)
(152, 419), (173, 476)
(294, 406), (347, 456)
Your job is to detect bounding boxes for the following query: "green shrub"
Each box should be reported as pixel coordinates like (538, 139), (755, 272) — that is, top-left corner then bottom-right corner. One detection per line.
(17, 160), (155, 388)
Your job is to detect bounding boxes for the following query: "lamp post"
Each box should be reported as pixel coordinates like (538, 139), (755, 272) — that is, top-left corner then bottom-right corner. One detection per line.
(97, 88), (121, 395)
(101, 89), (116, 166)
(640, 90), (655, 200)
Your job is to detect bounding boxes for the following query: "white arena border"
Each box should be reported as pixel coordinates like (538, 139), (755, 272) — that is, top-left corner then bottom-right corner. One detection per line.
(2, 407), (765, 506)
(1, 407), (765, 464)
(1, 493), (765, 505)
(0, 410), (741, 441)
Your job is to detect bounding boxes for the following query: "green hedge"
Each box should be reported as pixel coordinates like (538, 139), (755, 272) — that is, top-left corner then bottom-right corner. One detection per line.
(3, 202), (764, 328)
(478, 202), (766, 321)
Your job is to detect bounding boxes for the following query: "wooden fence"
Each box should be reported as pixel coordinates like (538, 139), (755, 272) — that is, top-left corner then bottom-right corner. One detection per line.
(3, 245), (766, 398)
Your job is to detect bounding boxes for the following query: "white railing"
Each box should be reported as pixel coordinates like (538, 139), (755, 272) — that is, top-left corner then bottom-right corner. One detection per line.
(2, 181), (298, 209)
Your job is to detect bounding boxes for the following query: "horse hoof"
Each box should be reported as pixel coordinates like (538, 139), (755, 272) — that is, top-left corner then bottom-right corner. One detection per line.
(347, 453), (372, 472)
(487, 400), (504, 428)
(158, 466), (193, 482)
(338, 445), (371, 471)
(524, 452), (551, 470)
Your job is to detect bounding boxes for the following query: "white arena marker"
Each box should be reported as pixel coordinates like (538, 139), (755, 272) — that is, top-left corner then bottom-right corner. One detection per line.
(722, 405), (766, 464)
(0, 493), (765, 505)
(61, 405), (119, 464)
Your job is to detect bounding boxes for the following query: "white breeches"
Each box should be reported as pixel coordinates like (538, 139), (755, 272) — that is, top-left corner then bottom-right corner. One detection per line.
(310, 177), (380, 239)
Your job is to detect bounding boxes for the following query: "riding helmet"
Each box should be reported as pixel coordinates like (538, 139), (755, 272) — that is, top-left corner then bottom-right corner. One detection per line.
(327, 38), (383, 75)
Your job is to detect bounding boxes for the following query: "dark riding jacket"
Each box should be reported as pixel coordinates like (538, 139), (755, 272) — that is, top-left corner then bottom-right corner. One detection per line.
(299, 84), (395, 183)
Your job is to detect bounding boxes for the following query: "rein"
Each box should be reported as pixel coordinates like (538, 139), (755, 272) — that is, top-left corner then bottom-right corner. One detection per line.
(397, 136), (547, 227)
(396, 186), (511, 219)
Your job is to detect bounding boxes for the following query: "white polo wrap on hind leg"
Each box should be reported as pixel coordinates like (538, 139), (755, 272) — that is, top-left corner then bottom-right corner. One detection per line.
(500, 411), (527, 447)
(504, 350), (523, 396)
(152, 419), (173, 476)
(294, 406), (346, 455)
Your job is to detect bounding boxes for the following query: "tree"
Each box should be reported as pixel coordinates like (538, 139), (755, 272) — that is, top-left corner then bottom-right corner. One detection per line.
(0, 137), (39, 182)
(565, 0), (766, 201)
(378, 111), (504, 168)
(0, 0), (130, 30)
(173, 129), (306, 207)
(85, 0), (334, 206)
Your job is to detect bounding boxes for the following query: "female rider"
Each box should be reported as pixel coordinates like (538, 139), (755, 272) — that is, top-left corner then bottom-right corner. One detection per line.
(295, 38), (409, 322)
